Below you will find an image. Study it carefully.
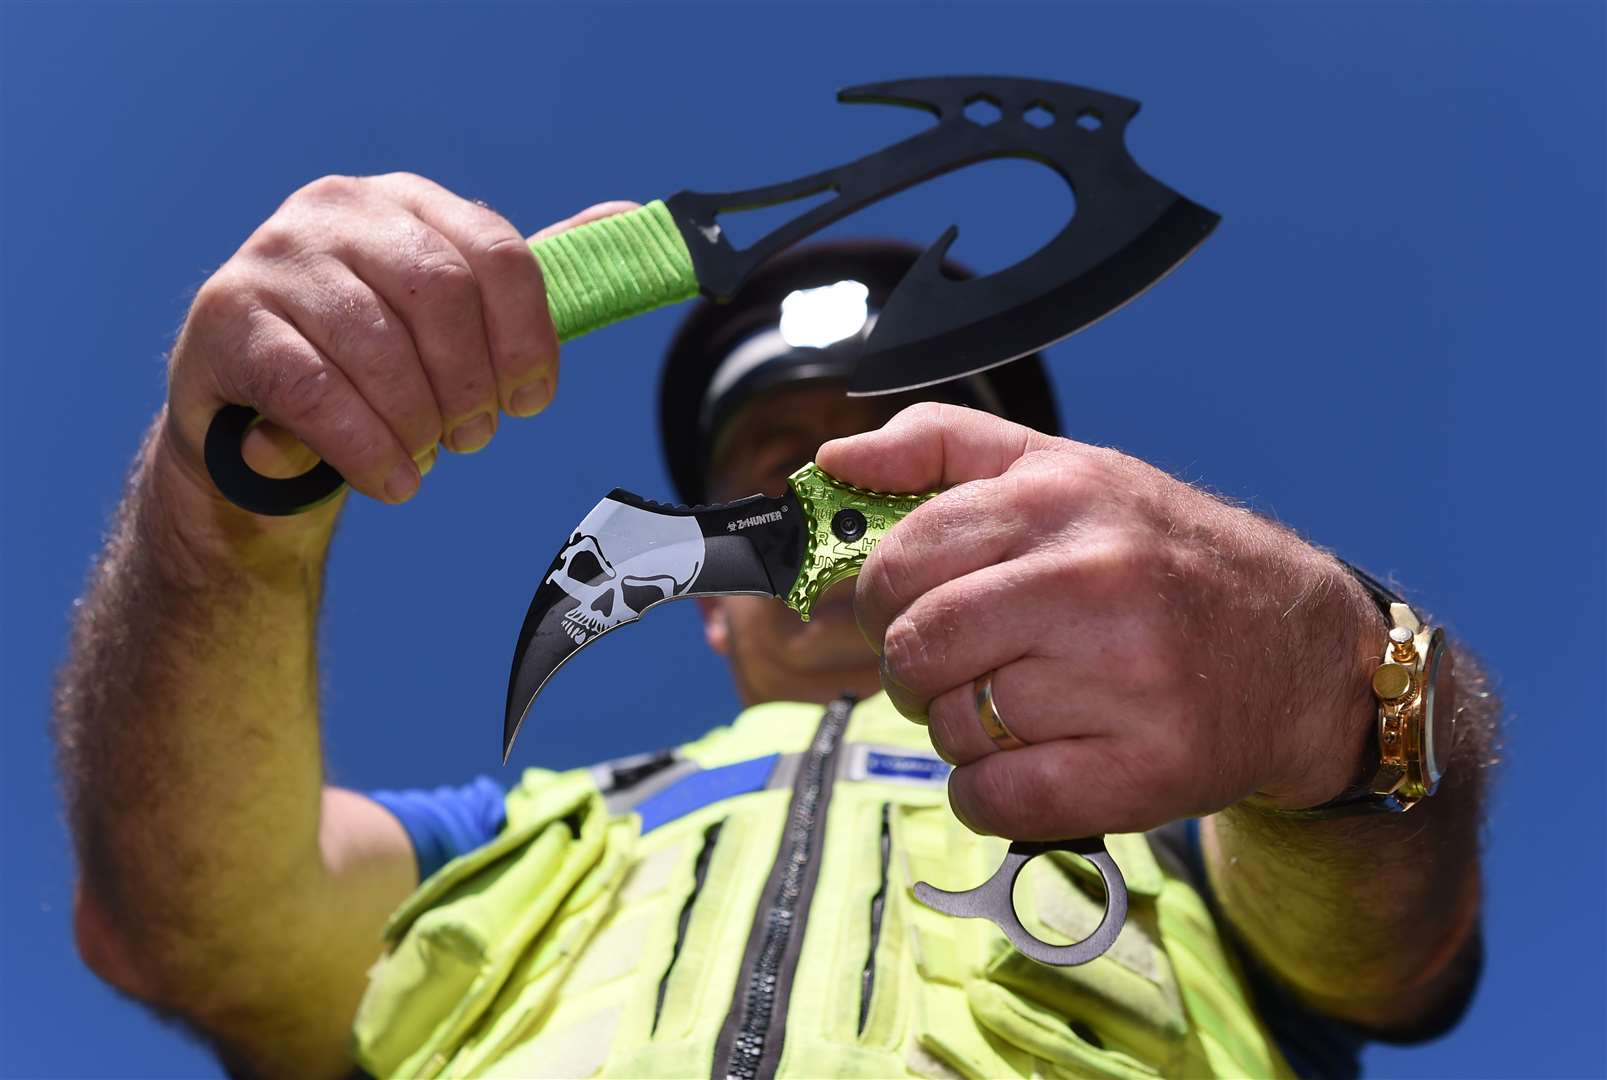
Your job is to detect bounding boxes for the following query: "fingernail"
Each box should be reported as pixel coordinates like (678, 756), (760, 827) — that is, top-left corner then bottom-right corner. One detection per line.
(447, 413), (494, 454)
(415, 446), (439, 477)
(510, 379), (552, 417)
(950, 798), (985, 836)
(880, 655), (926, 721)
(385, 460), (419, 503)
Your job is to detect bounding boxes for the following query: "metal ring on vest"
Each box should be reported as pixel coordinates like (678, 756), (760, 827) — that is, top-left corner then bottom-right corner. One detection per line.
(913, 837), (1128, 966)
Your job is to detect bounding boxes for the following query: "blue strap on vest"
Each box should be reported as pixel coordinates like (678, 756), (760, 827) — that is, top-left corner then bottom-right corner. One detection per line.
(367, 756), (781, 880)
(635, 754), (779, 833)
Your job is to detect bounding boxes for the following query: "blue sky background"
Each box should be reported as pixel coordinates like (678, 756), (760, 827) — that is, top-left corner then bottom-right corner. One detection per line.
(3, 2), (1603, 1076)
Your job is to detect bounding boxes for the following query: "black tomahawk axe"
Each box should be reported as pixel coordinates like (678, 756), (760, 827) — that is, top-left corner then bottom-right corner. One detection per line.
(204, 74), (1219, 516)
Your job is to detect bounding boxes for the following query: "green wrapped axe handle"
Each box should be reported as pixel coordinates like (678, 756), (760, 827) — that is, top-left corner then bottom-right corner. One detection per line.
(527, 201), (699, 340)
(202, 202), (699, 516)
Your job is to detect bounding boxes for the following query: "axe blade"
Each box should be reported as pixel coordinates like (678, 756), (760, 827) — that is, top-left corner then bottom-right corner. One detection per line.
(848, 196), (1220, 395)
(826, 75), (1220, 396)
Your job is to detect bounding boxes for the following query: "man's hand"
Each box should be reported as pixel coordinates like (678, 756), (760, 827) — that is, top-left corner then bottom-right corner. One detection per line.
(818, 402), (1380, 840)
(822, 401), (1492, 1032)
(56, 180), (638, 1076)
(164, 172), (633, 522)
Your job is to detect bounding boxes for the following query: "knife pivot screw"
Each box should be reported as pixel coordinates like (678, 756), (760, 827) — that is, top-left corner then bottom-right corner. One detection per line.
(831, 508), (868, 543)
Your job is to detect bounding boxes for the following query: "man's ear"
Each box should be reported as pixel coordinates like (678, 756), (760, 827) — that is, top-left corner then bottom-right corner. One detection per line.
(696, 596), (731, 656)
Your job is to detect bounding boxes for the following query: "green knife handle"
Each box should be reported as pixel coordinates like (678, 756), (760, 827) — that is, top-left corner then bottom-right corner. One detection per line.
(528, 200), (699, 341)
(784, 463), (937, 620)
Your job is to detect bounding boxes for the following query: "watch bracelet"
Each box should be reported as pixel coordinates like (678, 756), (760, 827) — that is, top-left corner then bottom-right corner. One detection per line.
(1266, 558), (1408, 819)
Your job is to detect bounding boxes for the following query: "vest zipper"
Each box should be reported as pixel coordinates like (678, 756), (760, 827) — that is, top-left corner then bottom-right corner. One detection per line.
(711, 695), (854, 1080)
(654, 818), (725, 1035)
(858, 801), (891, 1035)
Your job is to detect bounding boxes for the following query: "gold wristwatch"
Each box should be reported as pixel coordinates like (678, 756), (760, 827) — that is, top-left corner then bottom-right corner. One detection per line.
(1365, 601), (1457, 810)
(1293, 563), (1459, 816)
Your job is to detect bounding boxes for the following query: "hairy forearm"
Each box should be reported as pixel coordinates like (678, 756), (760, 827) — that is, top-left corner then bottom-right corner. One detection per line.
(1203, 652), (1497, 1032)
(54, 414), (339, 996)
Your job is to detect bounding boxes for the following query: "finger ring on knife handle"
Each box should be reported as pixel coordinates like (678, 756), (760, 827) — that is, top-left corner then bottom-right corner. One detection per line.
(913, 837), (1128, 966)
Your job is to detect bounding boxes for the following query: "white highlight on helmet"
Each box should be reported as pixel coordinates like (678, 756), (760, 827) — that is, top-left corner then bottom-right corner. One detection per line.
(778, 280), (871, 349)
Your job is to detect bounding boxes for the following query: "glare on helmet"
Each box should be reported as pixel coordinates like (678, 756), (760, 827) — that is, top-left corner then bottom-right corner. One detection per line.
(778, 280), (871, 349)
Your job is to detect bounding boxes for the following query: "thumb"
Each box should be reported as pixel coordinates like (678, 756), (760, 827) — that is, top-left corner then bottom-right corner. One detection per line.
(816, 401), (1054, 493)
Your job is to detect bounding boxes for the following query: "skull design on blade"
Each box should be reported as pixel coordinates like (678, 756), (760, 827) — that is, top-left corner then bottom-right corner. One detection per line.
(542, 500), (706, 644)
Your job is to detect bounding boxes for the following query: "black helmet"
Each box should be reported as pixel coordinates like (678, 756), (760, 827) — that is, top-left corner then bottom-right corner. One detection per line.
(658, 238), (1061, 504)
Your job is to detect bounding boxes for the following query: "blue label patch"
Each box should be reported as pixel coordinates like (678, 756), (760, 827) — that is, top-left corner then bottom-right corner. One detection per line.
(863, 750), (951, 784)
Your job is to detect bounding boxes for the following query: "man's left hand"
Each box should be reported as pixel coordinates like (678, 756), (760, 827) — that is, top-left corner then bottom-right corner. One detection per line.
(817, 403), (1381, 840)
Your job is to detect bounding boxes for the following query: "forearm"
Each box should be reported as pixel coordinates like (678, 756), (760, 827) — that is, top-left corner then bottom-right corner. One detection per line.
(55, 414), (339, 996)
(1202, 652), (1497, 1031)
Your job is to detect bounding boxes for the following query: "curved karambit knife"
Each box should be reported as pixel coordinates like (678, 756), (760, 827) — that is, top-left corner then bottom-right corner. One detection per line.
(504, 462), (1130, 967)
(204, 74), (1218, 516)
(503, 463), (925, 755)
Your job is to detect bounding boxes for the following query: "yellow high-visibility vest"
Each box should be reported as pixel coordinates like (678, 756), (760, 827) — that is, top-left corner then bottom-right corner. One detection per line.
(352, 694), (1294, 1079)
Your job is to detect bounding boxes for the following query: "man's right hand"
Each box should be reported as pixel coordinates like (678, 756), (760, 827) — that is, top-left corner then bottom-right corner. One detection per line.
(163, 172), (628, 520)
(58, 179), (638, 1076)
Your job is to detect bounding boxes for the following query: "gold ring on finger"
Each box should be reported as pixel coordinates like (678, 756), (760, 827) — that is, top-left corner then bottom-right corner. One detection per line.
(974, 673), (1026, 752)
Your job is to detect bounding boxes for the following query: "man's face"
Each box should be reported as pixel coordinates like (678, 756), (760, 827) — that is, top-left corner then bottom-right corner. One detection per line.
(699, 382), (930, 706)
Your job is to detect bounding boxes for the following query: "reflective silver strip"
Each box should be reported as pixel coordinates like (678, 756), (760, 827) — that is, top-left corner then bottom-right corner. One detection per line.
(765, 752), (803, 792)
(598, 757), (700, 818)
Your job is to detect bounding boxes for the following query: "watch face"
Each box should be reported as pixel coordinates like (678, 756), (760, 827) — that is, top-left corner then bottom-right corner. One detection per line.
(1421, 630), (1456, 786)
